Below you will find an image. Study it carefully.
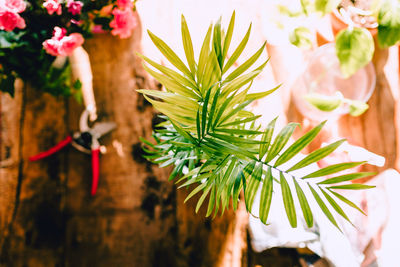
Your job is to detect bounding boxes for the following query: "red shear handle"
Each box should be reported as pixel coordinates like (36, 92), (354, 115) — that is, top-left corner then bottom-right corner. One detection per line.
(91, 148), (100, 196)
(29, 136), (73, 161)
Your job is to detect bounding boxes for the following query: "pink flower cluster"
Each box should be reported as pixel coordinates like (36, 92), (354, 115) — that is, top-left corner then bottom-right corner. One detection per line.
(43, 27), (84, 56)
(109, 0), (137, 39)
(0, 0), (26, 31)
(43, 0), (83, 16)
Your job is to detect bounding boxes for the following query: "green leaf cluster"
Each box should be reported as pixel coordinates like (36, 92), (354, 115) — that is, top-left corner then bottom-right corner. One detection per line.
(140, 12), (374, 230)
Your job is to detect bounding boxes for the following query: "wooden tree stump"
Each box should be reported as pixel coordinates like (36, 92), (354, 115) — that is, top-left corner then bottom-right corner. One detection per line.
(1, 12), (247, 267)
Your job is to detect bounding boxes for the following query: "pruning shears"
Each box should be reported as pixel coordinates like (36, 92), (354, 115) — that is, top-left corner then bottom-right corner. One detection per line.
(29, 109), (116, 195)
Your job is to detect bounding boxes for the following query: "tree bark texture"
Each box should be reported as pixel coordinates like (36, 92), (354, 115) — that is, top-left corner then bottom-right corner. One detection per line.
(0, 14), (246, 267)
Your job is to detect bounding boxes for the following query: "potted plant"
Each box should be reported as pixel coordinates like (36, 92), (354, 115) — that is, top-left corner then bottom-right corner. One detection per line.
(139, 12), (375, 229)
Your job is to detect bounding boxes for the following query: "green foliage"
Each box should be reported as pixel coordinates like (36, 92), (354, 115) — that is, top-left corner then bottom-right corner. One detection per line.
(377, 0), (400, 48)
(140, 13), (374, 230)
(335, 27), (374, 78)
(289, 27), (313, 49)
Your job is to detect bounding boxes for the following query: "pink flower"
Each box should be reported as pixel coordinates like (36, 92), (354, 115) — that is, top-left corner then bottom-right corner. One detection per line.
(109, 8), (137, 39)
(53, 26), (67, 40)
(43, 38), (60, 56)
(116, 0), (133, 9)
(43, 27), (84, 56)
(67, 0), (83, 15)
(0, 10), (25, 31)
(43, 0), (62, 15)
(4, 0), (26, 13)
(58, 33), (84, 55)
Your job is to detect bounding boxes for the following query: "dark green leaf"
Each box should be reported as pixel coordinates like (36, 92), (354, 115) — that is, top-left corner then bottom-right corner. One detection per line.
(259, 167), (273, 224)
(303, 161), (366, 179)
(266, 123), (298, 163)
(287, 139), (345, 172)
(275, 121), (326, 167)
(280, 172), (297, 227)
(293, 178), (313, 227)
(259, 117), (277, 159)
(318, 172), (375, 185)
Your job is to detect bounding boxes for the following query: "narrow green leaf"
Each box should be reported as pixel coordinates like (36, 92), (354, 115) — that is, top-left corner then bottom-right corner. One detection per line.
(207, 88), (221, 132)
(222, 11), (235, 64)
(293, 178), (313, 227)
(141, 63), (199, 99)
(197, 24), (213, 83)
(184, 182), (207, 203)
(245, 163), (263, 211)
(318, 172), (376, 185)
(232, 171), (244, 210)
(287, 139), (346, 172)
(266, 122), (298, 163)
(244, 82), (280, 102)
(206, 185), (216, 217)
(137, 89), (198, 110)
(214, 128), (262, 136)
(213, 17), (223, 67)
(259, 117), (277, 159)
(222, 70), (261, 97)
(303, 161), (366, 179)
(223, 23), (252, 73)
(196, 183), (213, 213)
(280, 172), (297, 228)
(202, 88), (212, 137)
(243, 161), (256, 176)
(309, 184), (341, 231)
(259, 167), (273, 224)
(196, 108), (201, 139)
(209, 133), (266, 145)
(220, 115), (261, 127)
(224, 42), (266, 83)
(329, 189), (366, 215)
(147, 30), (193, 79)
(320, 188), (352, 224)
(181, 15), (196, 75)
(329, 184), (375, 190)
(275, 121), (326, 167)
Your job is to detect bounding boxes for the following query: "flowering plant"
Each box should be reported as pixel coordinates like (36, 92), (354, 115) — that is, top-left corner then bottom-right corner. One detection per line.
(0, 0), (138, 96)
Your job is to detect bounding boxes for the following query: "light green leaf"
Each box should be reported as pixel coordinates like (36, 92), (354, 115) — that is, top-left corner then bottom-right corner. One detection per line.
(197, 24), (213, 83)
(184, 182), (208, 203)
(275, 121), (326, 167)
(329, 189), (366, 215)
(304, 92), (343, 112)
(223, 23), (252, 73)
(222, 11), (235, 64)
(281, 172), (297, 228)
(266, 123), (298, 163)
(287, 139), (346, 172)
(318, 172), (375, 184)
(336, 27), (374, 78)
(147, 30), (194, 79)
(329, 184), (375, 190)
(245, 83), (280, 102)
(349, 100), (369, 116)
(309, 184), (341, 231)
(315, 0), (340, 15)
(259, 117), (277, 159)
(320, 188), (352, 223)
(141, 63), (199, 99)
(259, 167), (273, 224)
(293, 178), (313, 227)
(181, 15), (196, 75)
(206, 184), (216, 217)
(302, 161), (366, 179)
(196, 183), (213, 213)
(289, 27), (313, 49)
(224, 42), (266, 83)
(137, 89), (198, 110)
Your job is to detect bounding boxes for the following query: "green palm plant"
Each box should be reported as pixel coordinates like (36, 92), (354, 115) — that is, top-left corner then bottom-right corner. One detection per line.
(138, 12), (374, 230)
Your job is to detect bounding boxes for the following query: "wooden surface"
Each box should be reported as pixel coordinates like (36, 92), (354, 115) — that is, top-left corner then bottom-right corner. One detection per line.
(0, 12), (247, 267)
